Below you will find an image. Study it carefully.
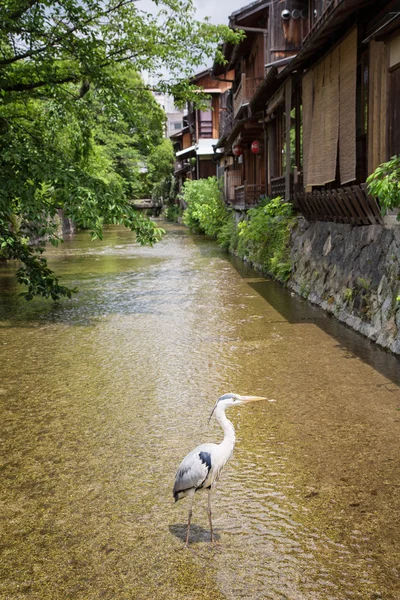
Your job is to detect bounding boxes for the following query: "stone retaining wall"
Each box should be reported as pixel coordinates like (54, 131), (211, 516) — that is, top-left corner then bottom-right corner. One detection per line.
(288, 217), (400, 355)
(57, 209), (76, 236)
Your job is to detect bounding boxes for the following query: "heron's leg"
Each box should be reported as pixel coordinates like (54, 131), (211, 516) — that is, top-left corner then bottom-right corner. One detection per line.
(207, 488), (214, 543)
(185, 495), (194, 547)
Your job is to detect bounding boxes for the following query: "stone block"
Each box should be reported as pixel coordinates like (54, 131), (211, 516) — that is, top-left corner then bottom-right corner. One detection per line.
(289, 220), (400, 355)
(377, 275), (388, 303)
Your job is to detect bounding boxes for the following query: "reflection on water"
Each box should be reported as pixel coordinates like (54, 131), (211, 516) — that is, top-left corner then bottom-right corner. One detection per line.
(0, 223), (399, 600)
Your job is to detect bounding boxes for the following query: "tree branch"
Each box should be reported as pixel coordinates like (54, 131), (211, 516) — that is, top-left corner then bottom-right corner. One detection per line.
(0, 74), (80, 92)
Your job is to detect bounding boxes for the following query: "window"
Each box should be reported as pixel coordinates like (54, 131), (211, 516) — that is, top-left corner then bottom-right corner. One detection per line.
(198, 100), (213, 138)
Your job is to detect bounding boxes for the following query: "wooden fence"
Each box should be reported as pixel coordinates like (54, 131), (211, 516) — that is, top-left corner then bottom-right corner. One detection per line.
(234, 184), (266, 208)
(271, 176), (286, 199)
(292, 184), (383, 225)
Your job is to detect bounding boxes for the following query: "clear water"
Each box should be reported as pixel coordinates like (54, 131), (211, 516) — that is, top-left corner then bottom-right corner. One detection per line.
(0, 222), (399, 599)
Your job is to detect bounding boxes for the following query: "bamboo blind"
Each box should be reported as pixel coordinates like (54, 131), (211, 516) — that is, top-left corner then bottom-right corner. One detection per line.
(325, 47), (340, 184)
(304, 48), (339, 186)
(302, 28), (357, 188)
(302, 69), (313, 188)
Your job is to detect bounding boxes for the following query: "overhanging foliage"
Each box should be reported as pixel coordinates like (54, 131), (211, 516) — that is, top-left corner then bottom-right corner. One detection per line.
(0, 0), (243, 300)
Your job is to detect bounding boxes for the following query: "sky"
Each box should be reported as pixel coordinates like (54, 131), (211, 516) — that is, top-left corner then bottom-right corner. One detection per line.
(137, 0), (251, 26)
(139, 0), (251, 81)
(191, 0), (252, 24)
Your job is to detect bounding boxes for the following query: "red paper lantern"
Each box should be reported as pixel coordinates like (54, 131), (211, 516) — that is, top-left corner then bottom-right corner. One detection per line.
(232, 145), (243, 157)
(251, 140), (262, 154)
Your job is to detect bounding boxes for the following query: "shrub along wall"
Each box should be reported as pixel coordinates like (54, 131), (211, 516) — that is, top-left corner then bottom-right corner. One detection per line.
(289, 217), (400, 355)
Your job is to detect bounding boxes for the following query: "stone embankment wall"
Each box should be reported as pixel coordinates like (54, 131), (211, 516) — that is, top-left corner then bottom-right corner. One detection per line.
(57, 209), (75, 236)
(288, 218), (400, 355)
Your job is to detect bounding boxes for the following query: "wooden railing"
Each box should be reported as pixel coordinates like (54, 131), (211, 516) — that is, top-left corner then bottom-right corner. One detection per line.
(174, 161), (191, 174)
(292, 184), (383, 225)
(233, 75), (264, 118)
(233, 77), (243, 119)
(219, 109), (234, 139)
(304, 0), (342, 46)
(271, 176), (286, 199)
(270, 173), (303, 200)
(234, 183), (266, 208)
(226, 171), (243, 203)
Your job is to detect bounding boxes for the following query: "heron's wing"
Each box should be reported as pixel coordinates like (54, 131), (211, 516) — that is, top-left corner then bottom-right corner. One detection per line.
(173, 444), (215, 498)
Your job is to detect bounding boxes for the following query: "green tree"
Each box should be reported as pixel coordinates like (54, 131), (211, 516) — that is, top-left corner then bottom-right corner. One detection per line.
(147, 139), (176, 191)
(93, 69), (166, 200)
(0, 0), (242, 300)
(181, 177), (228, 236)
(367, 155), (400, 217)
(147, 138), (176, 215)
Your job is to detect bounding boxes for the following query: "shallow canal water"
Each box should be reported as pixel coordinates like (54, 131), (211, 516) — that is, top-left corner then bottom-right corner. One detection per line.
(1, 222), (400, 600)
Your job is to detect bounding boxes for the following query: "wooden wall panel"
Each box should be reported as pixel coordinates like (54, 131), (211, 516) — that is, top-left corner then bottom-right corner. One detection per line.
(212, 95), (219, 139)
(183, 132), (193, 149)
(389, 67), (400, 156)
(199, 160), (216, 179)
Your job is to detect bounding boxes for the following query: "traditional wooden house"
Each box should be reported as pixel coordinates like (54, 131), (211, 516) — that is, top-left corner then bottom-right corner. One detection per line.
(172, 69), (232, 192)
(212, 0), (271, 209)
(214, 0), (400, 224)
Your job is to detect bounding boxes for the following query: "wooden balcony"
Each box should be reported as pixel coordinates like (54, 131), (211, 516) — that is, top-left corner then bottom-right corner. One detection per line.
(303, 0), (343, 47)
(219, 109), (234, 140)
(174, 160), (191, 175)
(233, 74), (264, 118)
(270, 174), (304, 200)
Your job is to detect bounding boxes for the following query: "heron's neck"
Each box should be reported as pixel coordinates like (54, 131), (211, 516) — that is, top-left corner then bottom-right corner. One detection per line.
(214, 406), (236, 451)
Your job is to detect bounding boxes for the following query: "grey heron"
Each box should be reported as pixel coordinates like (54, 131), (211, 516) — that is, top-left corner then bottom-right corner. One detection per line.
(173, 393), (266, 546)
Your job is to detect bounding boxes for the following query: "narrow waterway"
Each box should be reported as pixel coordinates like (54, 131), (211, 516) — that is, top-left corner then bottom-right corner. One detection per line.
(1, 222), (399, 600)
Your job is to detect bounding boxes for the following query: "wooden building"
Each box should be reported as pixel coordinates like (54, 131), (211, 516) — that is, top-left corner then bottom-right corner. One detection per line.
(213, 0), (400, 223)
(172, 69), (232, 191)
(212, 0), (271, 209)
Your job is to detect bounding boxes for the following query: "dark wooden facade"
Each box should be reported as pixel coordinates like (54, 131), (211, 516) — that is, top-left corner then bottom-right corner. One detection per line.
(213, 0), (400, 223)
(212, 1), (271, 209)
(172, 70), (232, 190)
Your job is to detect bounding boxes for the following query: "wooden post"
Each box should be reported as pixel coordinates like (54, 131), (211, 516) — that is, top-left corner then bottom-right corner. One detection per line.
(295, 84), (301, 175)
(263, 110), (269, 197)
(268, 118), (275, 190)
(285, 77), (292, 201)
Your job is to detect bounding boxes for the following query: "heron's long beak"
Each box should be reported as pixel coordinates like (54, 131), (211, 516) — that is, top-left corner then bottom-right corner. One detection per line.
(208, 403), (217, 424)
(238, 395), (267, 403)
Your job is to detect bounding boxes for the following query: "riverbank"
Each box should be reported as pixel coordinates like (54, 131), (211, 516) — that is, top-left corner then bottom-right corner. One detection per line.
(289, 217), (400, 355)
(236, 215), (400, 356)
(175, 178), (400, 355)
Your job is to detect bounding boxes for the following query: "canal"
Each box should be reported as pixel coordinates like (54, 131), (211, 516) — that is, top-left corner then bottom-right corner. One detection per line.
(0, 222), (399, 600)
